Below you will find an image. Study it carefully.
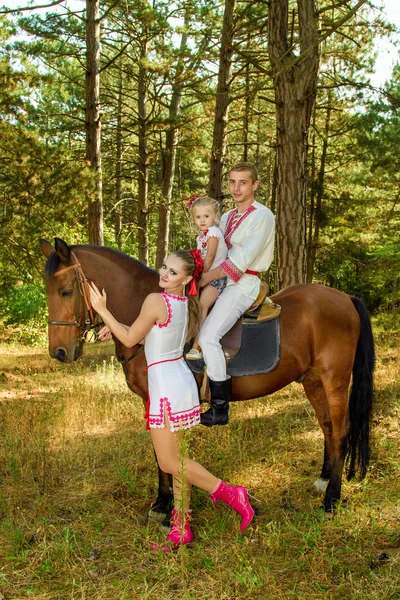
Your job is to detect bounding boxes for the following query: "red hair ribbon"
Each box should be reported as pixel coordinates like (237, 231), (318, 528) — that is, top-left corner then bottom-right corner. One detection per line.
(187, 195), (200, 209)
(188, 249), (204, 296)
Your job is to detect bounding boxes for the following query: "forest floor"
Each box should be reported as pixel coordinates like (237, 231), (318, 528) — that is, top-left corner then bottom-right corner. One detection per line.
(0, 318), (399, 600)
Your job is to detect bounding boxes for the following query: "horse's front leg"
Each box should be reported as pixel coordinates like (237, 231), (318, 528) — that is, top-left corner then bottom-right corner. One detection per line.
(120, 349), (174, 525)
(148, 454), (173, 524)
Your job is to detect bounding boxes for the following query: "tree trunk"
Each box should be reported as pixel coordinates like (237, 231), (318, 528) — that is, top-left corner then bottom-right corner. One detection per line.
(155, 25), (188, 269)
(86, 0), (103, 245)
(306, 108), (317, 282)
(268, 0), (320, 289)
(137, 40), (149, 265)
(115, 65), (123, 250)
(208, 0), (236, 201)
(243, 62), (250, 161)
(307, 90), (332, 282)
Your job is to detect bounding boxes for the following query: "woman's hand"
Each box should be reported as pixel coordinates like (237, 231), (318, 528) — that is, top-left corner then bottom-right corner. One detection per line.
(98, 325), (113, 341)
(89, 282), (108, 315)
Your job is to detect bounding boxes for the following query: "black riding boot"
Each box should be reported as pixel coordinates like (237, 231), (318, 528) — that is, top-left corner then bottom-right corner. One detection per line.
(200, 378), (231, 427)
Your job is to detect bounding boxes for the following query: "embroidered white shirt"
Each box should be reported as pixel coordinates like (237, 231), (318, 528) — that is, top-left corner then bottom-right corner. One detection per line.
(219, 201), (275, 299)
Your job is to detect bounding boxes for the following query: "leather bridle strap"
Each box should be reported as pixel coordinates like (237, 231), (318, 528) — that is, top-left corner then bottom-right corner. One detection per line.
(48, 252), (96, 335)
(115, 341), (144, 366)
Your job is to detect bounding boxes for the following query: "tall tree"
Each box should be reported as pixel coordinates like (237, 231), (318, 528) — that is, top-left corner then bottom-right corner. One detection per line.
(155, 20), (189, 269)
(208, 0), (236, 201)
(268, 0), (320, 289)
(86, 0), (103, 245)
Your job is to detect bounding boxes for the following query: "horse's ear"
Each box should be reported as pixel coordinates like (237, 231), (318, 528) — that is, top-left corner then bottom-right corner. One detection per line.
(40, 239), (55, 258)
(54, 238), (71, 264)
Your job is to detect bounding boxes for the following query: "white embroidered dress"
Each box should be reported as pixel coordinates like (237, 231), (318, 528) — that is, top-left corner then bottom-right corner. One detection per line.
(196, 225), (227, 268)
(145, 292), (201, 432)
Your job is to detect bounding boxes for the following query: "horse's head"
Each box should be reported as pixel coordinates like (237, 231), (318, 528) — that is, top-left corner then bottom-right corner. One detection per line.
(40, 238), (90, 363)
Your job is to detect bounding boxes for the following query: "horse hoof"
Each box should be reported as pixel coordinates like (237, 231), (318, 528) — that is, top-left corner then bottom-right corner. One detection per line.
(309, 478), (329, 495)
(148, 508), (168, 522)
(160, 513), (171, 533)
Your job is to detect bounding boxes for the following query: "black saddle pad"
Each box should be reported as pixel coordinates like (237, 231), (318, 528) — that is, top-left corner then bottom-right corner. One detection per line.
(186, 317), (280, 377)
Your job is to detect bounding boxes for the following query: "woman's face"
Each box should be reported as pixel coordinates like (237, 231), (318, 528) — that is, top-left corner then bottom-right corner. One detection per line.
(159, 254), (192, 293)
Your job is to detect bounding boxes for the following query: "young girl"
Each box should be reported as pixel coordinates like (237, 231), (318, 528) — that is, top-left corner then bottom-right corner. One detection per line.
(186, 196), (228, 360)
(89, 250), (253, 551)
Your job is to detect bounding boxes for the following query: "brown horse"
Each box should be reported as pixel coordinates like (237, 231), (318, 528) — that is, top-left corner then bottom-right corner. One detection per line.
(40, 238), (375, 515)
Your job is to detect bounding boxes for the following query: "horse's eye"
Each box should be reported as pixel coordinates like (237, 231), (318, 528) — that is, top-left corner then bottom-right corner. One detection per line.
(61, 289), (73, 298)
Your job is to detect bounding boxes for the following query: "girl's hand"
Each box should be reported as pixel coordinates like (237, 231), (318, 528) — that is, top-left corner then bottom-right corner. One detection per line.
(89, 282), (107, 315)
(98, 325), (112, 341)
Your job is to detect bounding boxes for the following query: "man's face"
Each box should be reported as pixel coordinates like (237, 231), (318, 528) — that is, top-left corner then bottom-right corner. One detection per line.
(228, 170), (259, 208)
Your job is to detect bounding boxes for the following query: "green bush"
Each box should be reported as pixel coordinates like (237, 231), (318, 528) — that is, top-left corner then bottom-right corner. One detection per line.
(0, 283), (47, 346)
(0, 283), (47, 327)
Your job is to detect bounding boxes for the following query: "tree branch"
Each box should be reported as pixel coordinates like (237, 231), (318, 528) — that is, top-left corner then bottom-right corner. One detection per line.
(0, 0), (65, 14)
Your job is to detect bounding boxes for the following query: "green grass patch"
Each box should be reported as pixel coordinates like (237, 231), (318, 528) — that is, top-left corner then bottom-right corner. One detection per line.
(0, 330), (399, 599)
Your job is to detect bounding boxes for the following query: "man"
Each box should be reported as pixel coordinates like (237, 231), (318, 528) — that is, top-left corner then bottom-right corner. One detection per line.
(198, 162), (275, 427)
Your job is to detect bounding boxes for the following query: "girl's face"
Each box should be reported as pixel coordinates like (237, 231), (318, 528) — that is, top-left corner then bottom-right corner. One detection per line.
(159, 254), (192, 293)
(192, 205), (216, 231)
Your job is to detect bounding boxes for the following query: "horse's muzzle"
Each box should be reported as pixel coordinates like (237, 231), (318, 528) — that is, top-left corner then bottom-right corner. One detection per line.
(55, 348), (67, 362)
(53, 343), (82, 362)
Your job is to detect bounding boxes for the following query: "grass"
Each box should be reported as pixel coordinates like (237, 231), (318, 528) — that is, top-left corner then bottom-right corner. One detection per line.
(0, 319), (399, 599)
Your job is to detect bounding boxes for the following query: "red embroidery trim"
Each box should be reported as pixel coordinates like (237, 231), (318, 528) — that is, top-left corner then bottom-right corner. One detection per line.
(146, 354), (183, 371)
(224, 204), (256, 249)
(220, 259), (244, 283)
(155, 292), (173, 328)
(163, 293), (187, 302)
(148, 397), (201, 430)
(144, 394), (150, 430)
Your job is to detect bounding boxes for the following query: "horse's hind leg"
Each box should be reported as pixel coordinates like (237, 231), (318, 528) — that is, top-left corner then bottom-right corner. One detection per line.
(302, 369), (334, 495)
(318, 375), (350, 512)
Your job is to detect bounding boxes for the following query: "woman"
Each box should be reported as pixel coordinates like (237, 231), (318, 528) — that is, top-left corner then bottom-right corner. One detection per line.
(89, 249), (254, 551)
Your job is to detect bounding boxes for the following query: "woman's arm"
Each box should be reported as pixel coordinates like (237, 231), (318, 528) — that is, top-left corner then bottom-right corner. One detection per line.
(89, 284), (165, 347)
(203, 237), (218, 272)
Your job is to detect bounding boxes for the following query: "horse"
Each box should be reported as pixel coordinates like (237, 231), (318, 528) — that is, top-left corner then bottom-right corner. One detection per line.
(40, 237), (375, 516)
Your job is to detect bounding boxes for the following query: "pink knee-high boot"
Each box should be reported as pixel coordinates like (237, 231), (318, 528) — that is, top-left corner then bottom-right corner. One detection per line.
(209, 481), (254, 530)
(152, 509), (194, 552)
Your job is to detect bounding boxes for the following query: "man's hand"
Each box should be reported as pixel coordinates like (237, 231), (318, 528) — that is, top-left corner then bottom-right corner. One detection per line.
(199, 267), (225, 288)
(198, 273), (208, 288)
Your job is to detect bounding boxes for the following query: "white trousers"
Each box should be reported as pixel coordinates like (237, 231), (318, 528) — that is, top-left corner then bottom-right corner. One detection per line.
(198, 285), (254, 381)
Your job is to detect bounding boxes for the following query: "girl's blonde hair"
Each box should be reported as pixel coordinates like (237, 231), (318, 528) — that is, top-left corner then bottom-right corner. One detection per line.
(189, 196), (220, 225)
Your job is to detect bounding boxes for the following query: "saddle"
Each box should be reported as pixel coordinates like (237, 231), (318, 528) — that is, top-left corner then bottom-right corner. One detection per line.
(222, 282), (281, 361)
(186, 282), (281, 387)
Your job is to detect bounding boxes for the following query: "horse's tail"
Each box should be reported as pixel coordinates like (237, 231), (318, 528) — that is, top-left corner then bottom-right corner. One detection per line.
(346, 297), (376, 481)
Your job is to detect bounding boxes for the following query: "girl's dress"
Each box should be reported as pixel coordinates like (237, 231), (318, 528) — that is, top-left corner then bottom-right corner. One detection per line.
(145, 292), (201, 432)
(196, 225), (228, 293)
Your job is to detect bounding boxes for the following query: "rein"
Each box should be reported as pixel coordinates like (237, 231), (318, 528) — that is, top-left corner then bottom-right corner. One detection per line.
(48, 252), (102, 342)
(115, 341), (144, 366)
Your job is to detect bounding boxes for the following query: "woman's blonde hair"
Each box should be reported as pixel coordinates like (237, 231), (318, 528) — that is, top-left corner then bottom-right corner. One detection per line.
(189, 196), (220, 225)
(170, 250), (202, 342)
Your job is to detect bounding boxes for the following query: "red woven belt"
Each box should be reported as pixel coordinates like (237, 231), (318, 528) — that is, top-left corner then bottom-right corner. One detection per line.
(146, 354), (183, 371)
(245, 269), (258, 276)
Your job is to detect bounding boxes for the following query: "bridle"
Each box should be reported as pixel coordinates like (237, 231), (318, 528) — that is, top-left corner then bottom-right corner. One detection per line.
(48, 251), (144, 364)
(48, 252), (102, 342)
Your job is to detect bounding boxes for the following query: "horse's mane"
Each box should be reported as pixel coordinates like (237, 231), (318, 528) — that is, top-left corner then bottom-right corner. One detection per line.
(44, 244), (158, 277)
